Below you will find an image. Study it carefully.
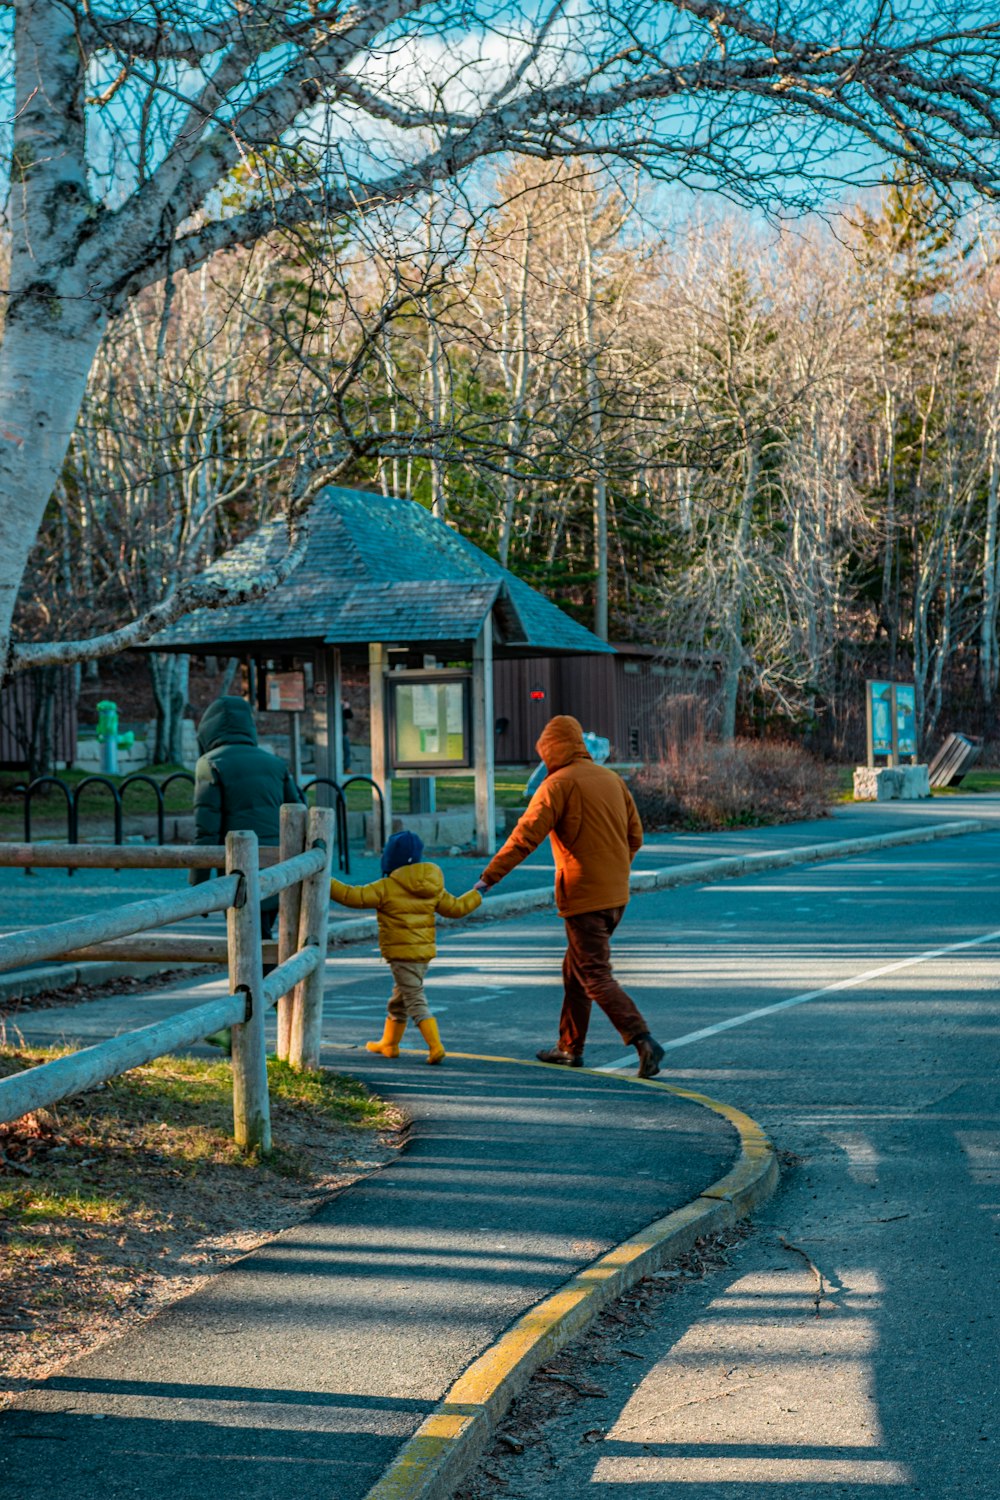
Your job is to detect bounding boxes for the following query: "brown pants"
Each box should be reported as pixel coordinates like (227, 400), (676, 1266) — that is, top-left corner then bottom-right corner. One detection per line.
(386, 960), (432, 1023)
(558, 907), (648, 1056)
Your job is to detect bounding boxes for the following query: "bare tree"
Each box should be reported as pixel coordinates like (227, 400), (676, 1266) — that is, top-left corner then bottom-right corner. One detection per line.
(4, 1), (1000, 672)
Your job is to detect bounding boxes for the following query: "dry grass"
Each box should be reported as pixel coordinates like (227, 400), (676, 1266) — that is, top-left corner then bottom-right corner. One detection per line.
(0, 1049), (404, 1403)
(628, 738), (833, 831)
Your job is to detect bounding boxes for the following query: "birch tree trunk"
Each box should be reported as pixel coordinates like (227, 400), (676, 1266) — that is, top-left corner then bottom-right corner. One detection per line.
(149, 653), (191, 765)
(577, 202), (609, 641)
(498, 220), (533, 569)
(880, 383), (898, 671)
(427, 310), (446, 520)
(0, 12), (108, 668)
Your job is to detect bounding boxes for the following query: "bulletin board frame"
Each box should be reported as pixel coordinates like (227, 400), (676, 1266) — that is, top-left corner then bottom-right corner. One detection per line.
(387, 670), (473, 771)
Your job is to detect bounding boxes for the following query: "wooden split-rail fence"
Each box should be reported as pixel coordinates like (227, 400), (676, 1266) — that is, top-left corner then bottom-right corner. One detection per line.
(0, 803), (334, 1152)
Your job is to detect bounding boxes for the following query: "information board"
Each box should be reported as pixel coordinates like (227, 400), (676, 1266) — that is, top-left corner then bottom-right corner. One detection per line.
(389, 673), (471, 769)
(869, 680), (894, 756)
(895, 684), (917, 756)
(865, 679), (918, 765)
(265, 671), (306, 713)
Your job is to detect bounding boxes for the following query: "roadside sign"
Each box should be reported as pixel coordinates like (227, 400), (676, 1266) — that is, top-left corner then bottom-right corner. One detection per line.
(266, 671), (306, 713)
(896, 684), (917, 756)
(866, 679), (918, 766)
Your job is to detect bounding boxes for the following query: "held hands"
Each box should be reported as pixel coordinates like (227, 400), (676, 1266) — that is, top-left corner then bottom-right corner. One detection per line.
(473, 879), (490, 895)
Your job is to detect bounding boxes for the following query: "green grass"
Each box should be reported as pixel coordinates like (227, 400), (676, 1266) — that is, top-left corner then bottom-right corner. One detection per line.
(0, 1046), (396, 1189)
(935, 769), (1000, 793)
(0, 1046), (400, 1371)
(0, 1046), (397, 1250)
(266, 1057), (391, 1126)
(832, 766), (856, 803)
(324, 772), (530, 814)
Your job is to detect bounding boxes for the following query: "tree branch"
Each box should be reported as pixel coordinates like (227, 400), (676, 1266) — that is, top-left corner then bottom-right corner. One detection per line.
(79, 3), (244, 64)
(8, 458), (342, 671)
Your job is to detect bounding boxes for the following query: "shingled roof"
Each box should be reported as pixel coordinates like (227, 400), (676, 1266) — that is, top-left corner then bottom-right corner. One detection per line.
(151, 486), (613, 656)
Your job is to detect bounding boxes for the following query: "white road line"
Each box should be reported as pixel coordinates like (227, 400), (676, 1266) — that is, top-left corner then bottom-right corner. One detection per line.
(596, 924), (1000, 1072)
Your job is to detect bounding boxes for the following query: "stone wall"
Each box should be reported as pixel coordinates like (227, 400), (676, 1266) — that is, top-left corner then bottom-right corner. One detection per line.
(853, 765), (931, 801)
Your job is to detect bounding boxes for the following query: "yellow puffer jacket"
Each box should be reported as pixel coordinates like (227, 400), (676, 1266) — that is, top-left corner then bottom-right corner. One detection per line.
(330, 862), (482, 962)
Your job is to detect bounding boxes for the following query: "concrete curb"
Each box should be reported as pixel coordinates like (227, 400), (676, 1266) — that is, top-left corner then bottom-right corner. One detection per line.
(631, 814), (988, 890)
(362, 1055), (779, 1500)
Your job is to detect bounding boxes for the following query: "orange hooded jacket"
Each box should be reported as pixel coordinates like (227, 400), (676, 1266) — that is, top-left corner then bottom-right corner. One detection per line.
(481, 715), (643, 916)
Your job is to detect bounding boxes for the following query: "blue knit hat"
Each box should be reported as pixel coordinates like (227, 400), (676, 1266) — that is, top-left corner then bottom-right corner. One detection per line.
(381, 829), (425, 876)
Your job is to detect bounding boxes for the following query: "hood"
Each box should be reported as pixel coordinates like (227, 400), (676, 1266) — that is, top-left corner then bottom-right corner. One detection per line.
(197, 696), (258, 754)
(536, 715), (590, 771)
(388, 862), (444, 900)
(381, 829), (426, 876)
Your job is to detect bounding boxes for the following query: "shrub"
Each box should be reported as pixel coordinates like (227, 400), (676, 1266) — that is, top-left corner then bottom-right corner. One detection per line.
(627, 738), (833, 831)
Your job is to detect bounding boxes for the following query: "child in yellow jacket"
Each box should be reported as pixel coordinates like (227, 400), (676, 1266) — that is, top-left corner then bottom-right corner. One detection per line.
(329, 830), (481, 1063)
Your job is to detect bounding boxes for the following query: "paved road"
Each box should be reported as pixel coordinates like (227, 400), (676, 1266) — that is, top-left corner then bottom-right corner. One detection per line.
(0, 1059), (732, 1500)
(5, 807), (1000, 1499)
(451, 828), (1000, 1498)
(1, 795), (994, 942)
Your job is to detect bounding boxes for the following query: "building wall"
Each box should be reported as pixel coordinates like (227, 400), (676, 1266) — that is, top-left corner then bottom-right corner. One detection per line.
(493, 653), (722, 763)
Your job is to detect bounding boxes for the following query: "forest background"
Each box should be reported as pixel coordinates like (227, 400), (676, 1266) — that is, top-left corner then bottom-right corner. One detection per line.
(13, 156), (1000, 768)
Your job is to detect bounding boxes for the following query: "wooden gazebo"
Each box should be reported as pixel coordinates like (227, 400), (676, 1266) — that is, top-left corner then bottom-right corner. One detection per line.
(149, 486), (612, 853)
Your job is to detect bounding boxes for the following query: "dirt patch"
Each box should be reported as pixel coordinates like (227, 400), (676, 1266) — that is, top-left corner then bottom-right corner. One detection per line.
(454, 1226), (751, 1499)
(0, 1049), (406, 1406)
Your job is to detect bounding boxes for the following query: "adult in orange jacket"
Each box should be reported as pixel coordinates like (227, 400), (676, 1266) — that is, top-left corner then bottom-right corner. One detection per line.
(476, 715), (665, 1078)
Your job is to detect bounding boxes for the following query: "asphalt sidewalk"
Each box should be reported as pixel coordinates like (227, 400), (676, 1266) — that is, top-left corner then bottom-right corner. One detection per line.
(0, 1052), (737, 1500)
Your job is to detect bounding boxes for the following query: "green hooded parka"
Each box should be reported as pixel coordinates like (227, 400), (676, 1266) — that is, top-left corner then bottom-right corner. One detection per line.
(192, 697), (303, 901)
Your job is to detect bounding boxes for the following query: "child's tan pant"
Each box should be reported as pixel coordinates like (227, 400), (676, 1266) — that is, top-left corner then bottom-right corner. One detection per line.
(386, 960), (432, 1023)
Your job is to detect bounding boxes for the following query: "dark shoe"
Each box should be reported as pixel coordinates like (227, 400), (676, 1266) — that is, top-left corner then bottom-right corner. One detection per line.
(635, 1034), (665, 1079)
(536, 1047), (584, 1067)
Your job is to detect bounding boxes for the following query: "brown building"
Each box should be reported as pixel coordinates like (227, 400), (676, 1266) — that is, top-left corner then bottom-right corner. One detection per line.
(493, 647), (723, 763)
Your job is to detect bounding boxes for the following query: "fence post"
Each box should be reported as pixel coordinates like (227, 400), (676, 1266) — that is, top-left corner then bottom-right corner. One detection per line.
(290, 805), (335, 1071)
(276, 802), (308, 1061)
(226, 829), (271, 1153)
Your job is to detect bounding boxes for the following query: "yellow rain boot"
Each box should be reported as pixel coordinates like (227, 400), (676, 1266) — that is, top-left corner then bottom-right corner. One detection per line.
(366, 1017), (406, 1057)
(417, 1016), (446, 1065)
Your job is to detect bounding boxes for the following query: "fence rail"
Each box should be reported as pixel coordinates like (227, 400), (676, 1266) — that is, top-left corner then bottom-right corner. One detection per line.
(0, 803), (335, 1151)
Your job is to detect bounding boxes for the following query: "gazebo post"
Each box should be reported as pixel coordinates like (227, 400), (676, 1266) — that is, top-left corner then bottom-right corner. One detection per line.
(330, 647), (346, 784)
(473, 615), (496, 856)
(311, 645), (343, 799)
(368, 642), (391, 852)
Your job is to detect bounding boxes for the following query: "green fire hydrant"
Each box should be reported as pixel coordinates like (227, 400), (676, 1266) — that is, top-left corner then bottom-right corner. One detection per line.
(96, 701), (119, 774)
(96, 700), (134, 774)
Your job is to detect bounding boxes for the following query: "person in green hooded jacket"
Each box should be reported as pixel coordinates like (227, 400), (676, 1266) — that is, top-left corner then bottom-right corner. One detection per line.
(191, 695), (304, 940)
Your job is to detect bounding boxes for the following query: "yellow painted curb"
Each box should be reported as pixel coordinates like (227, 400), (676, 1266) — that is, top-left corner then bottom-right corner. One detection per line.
(361, 1051), (779, 1500)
